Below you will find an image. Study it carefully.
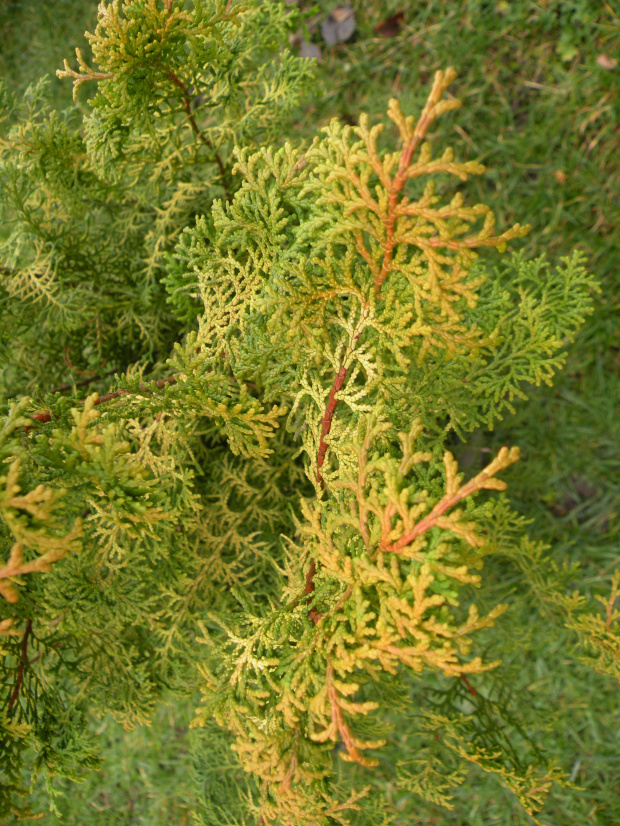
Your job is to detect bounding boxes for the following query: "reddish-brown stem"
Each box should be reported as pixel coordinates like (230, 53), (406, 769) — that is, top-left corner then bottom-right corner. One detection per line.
(165, 70), (231, 200)
(301, 559), (322, 625)
(25, 376), (178, 431)
(460, 674), (477, 697)
(374, 119), (432, 295)
(304, 560), (316, 595)
(301, 363), (351, 623)
(7, 619), (33, 714)
(309, 94), (440, 536)
(316, 364), (349, 491)
(49, 368), (117, 395)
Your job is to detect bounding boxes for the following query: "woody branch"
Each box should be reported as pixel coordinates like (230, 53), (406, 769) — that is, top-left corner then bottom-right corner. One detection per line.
(306, 76), (455, 604)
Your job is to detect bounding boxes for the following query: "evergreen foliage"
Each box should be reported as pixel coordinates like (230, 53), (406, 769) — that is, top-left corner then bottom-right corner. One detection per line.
(0, 2), (614, 824)
(0, 0), (312, 398)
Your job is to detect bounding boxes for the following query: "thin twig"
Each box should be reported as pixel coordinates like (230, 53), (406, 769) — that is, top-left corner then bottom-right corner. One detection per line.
(27, 357), (260, 431)
(48, 368), (117, 395)
(27, 640), (61, 666)
(460, 674), (477, 697)
(7, 619), (33, 714)
(26, 375), (178, 430)
(166, 70), (231, 200)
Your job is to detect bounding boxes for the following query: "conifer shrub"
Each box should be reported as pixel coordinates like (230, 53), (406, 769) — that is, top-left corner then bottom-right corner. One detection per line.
(0, 2), (611, 823)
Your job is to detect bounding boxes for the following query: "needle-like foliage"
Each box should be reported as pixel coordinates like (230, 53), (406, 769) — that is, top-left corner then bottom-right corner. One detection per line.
(0, 6), (605, 822)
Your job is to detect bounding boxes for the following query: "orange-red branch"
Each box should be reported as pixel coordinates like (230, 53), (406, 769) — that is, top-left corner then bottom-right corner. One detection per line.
(381, 473), (485, 554)
(374, 126), (433, 294)
(316, 364), (349, 491)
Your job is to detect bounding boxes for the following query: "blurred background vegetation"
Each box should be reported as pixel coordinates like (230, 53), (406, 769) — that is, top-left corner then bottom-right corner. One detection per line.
(1, 0), (618, 823)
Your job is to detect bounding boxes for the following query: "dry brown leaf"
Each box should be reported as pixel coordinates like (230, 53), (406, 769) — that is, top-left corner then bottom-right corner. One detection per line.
(374, 12), (405, 38)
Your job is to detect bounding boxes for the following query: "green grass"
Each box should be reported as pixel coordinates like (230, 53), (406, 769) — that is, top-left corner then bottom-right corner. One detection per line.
(0, 0), (97, 111)
(2, 0), (619, 823)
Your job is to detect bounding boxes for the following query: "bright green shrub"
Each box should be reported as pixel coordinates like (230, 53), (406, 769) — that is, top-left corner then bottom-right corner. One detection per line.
(1, 3), (611, 824)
